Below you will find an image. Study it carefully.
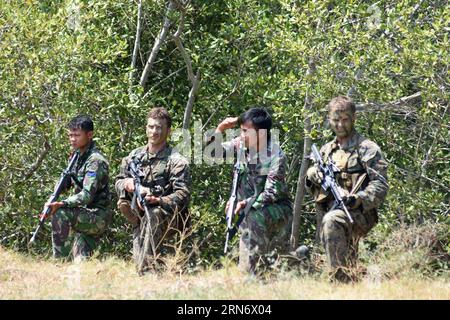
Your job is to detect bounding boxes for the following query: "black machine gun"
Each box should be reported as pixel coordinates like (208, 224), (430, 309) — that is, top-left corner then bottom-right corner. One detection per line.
(128, 157), (164, 258)
(224, 140), (245, 254)
(310, 144), (354, 224)
(128, 158), (164, 212)
(29, 151), (80, 245)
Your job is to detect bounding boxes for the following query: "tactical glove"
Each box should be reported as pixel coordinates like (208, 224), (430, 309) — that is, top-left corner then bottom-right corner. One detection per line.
(342, 194), (362, 209)
(306, 166), (324, 185)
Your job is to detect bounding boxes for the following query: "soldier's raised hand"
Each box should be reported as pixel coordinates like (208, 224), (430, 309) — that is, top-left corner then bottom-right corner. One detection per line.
(216, 117), (239, 133)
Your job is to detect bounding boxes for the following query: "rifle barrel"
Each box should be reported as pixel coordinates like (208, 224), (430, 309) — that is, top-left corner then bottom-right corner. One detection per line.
(28, 151), (79, 245)
(311, 143), (354, 224)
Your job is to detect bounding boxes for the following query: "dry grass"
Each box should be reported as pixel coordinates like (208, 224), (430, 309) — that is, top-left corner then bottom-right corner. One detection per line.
(0, 246), (448, 300)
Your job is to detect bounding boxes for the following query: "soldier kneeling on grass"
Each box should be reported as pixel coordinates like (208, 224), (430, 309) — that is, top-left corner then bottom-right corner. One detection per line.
(208, 108), (293, 274)
(45, 115), (112, 260)
(306, 96), (389, 282)
(115, 107), (191, 273)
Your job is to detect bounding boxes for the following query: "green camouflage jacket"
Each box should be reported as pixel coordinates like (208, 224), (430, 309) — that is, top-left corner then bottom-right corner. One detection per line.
(115, 144), (191, 214)
(222, 138), (292, 210)
(307, 130), (389, 212)
(62, 142), (111, 210)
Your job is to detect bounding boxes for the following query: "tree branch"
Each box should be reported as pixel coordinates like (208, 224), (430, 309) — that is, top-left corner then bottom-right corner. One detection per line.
(201, 40), (245, 131)
(355, 91), (422, 116)
(171, 0), (200, 130)
(139, 1), (176, 88)
(420, 104), (449, 171)
(129, 0), (143, 85)
(117, 115), (128, 150)
(24, 140), (50, 179)
(393, 164), (450, 194)
(173, 6), (194, 83)
(142, 66), (186, 100)
(183, 70), (200, 130)
(347, 67), (364, 98)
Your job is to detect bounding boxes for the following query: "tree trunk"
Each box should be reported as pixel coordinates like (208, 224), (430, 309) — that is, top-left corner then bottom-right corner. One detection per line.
(290, 58), (315, 250)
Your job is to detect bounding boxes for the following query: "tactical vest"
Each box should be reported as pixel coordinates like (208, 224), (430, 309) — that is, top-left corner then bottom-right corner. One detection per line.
(315, 137), (368, 204)
(133, 150), (170, 196)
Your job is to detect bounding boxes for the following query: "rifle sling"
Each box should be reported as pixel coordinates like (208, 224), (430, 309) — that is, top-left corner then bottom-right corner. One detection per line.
(69, 173), (83, 190)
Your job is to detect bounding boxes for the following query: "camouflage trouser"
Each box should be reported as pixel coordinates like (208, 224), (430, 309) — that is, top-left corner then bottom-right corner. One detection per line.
(51, 207), (110, 259)
(238, 202), (293, 273)
(117, 199), (182, 260)
(319, 207), (377, 280)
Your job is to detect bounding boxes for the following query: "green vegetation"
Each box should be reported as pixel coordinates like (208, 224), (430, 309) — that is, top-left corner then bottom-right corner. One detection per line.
(0, 0), (448, 279)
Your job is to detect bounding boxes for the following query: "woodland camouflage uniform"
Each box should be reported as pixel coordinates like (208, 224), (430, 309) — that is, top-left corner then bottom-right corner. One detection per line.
(52, 142), (112, 259)
(306, 130), (389, 280)
(220, 138), (293, 273)
(115, 145), (191, 258)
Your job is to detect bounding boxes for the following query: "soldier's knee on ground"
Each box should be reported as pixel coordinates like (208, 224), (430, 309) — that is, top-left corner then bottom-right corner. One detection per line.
(149, 207), (164, 216)
(117, 199), (139, 227)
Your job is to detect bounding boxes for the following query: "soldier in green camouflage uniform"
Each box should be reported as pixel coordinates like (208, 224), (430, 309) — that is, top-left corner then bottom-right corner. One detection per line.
(306, 96), (389, 282)
(209, 108), (293, 273)
(115, 107), (191, 263)
(46, 115), (111, 259)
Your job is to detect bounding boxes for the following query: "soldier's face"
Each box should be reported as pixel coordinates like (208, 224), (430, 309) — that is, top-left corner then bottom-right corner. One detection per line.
(328, 108), (355, 138)
(240, 120), (266, 150)
(146, 117), (170, 146)
(68, 129), (92, 151)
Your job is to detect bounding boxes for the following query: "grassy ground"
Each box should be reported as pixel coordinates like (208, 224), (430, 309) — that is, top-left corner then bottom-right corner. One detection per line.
(0, 246), (448, 300)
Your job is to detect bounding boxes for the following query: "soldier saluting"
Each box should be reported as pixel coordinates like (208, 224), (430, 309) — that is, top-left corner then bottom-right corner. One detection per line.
(209, 108), (293, 274)
(306, 96), (389, 282)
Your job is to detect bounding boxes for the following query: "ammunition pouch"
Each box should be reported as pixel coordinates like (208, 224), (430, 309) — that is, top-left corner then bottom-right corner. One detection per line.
(336, 171), (366, 193)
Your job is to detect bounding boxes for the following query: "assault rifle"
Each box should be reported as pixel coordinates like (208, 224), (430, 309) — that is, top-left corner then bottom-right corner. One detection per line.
(310, 144), (354, 224)
(128, 158), (164, 260)
(224, 140), (245, 254)
(29, 151), (79, 245)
